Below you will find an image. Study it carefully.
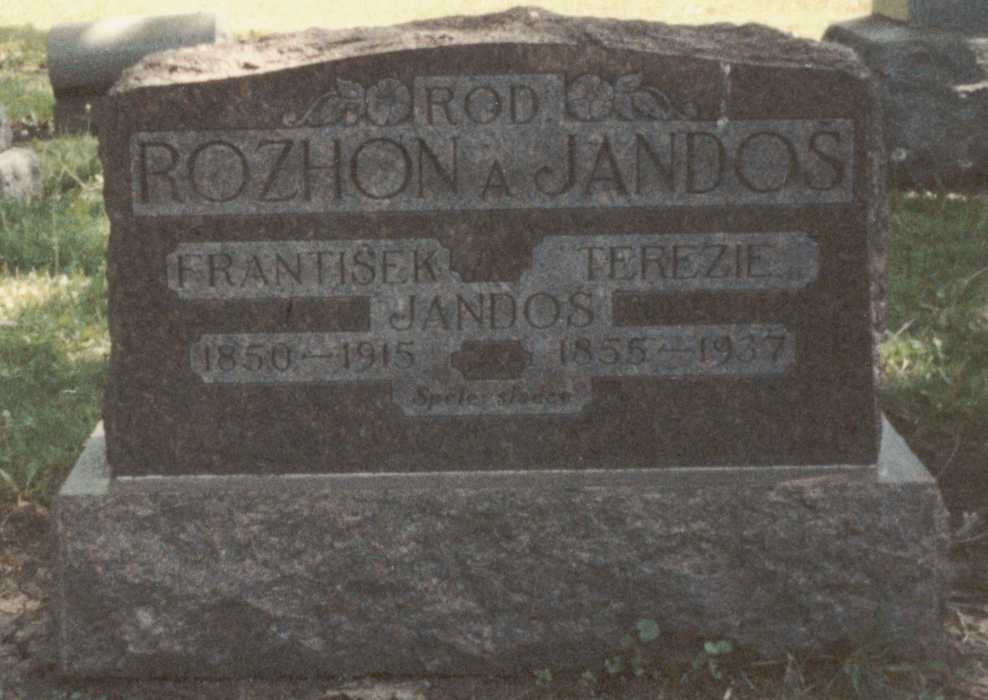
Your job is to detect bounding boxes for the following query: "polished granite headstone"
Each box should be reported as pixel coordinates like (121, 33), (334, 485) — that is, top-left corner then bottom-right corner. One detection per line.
(100, 7), (884, 476)
(54, 8), (946, 678)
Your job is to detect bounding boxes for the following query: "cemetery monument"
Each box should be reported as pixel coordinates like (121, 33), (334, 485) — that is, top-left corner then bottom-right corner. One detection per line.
(52, 8), (948, 678)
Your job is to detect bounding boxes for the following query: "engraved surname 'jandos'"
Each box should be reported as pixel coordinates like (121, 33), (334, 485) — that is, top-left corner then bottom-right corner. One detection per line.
(134, 120), (852, 215)
(132, 73), (854, 216)
(182, 233), (808, 415)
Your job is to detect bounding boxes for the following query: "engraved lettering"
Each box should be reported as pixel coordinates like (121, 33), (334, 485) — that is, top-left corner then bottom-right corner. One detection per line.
(735, 131), (799, 193)
(302, 138), (342, 201)
(138, 142), (182, 203)
(807, 130), (846, 191)
(351, 138), (412, 199)
(585, 135), (628, 195)
(257, 139), (299, 202)
(481, 160), (513, 199)
(686, 132), (726, 194)
(417, 137), (458, 197)
(188, 140), (249, 203)
(426, 86), (456, 125)
(635, 133), (676, 194)
(510, 84), (540, 124)
(464, 85), (502, 124)
(535, 134), (576, 196)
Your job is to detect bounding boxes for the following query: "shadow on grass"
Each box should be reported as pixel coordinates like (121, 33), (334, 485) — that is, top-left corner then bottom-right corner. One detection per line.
(882, 192), (988, 515)
(0, 272), (106, 503)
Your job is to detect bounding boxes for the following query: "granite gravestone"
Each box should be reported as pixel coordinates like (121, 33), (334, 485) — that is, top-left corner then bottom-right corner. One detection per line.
(99, 9), (882, 477)
(825, 2), (988, 184)
(53, 9), (947, 678)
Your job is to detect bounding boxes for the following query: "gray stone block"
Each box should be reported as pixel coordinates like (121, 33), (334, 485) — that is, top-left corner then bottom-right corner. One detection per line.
(0, 106), (12, 152)
(824, 14), (988, 185)
(876, 0), (988, 34)
(47, 12), (230, 97)
(0, 147), (41, 202)
(52, 417), (948, 678)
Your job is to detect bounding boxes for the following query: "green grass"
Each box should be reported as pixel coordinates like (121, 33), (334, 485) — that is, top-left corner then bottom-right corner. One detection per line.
(881, 193), (988, 484)
(0, 135), (106, 275)
(0, 128), (107, 503)
(0, 24), (51, 125)
(0, 24), (46, 70)
(0, 271), (106, 503)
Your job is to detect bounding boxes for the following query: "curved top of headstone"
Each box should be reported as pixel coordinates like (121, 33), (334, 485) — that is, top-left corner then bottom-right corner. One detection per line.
(112, 6), (866, 92)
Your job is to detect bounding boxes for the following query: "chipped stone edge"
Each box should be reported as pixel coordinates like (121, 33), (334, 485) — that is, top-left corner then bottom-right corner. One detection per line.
(110, 7), (870, 93)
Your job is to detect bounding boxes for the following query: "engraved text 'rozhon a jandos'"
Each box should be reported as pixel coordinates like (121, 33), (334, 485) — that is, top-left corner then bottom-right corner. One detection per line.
(180, 233), (809, 415)
(131, 74), (854, 216)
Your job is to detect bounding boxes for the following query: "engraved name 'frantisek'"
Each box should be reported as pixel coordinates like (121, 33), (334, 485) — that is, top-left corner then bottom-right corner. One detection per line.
(167, 232), (818, 299)
(132, 75), (853, 216)
(185, 233), (807, 415)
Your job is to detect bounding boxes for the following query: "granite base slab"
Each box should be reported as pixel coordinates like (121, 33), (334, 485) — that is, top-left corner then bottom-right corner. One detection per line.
(52, 418), (948, 678)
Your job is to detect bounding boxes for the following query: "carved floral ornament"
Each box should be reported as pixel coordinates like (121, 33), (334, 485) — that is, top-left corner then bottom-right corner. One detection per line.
(282, 73), (699, 127)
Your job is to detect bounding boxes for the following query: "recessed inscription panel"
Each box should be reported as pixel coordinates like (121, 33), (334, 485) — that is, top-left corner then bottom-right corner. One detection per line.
(166, 232), (818, 299)
(134, 120), (852, 215)
(191, 324), (794, 415)
(178, 232), (807, 415)
(132, 74), (854, 216)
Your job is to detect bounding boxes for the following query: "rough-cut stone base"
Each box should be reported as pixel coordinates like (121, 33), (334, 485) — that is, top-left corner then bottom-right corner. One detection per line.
(824, 15), (988, 186)
(53, 418), (948, 679)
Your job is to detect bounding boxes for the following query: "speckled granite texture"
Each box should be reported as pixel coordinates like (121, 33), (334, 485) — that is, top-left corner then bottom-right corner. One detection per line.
(52, 418), (947, 678)
(99, 8), (887, 476)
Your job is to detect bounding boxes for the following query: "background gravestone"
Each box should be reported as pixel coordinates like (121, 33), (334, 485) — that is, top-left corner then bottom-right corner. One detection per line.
(53, 8), (948, 679)
(874, 0), (988, 33)
(0, 107), (41, 203)
(0, 148), (41, 202)
(825, 1), (988, 185)
(46, 12), (230, 134)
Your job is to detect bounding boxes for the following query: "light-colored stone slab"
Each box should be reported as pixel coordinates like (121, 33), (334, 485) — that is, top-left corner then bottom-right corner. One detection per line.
(0, 148), (41, 202)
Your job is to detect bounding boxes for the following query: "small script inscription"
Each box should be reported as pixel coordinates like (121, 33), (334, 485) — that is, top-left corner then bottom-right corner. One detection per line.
(132, 74), (854, 216)
(180, 232), (810, 414)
